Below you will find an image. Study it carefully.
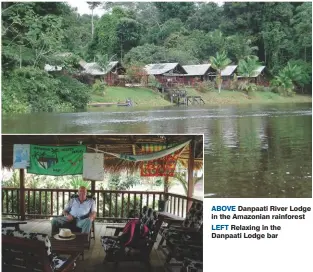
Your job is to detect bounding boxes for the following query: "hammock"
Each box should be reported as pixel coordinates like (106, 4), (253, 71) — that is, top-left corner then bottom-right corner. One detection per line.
(87, 140), (191, 162)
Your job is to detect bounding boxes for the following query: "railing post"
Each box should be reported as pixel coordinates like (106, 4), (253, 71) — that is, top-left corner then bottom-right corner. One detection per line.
(164, 176), (169, 212)
(20, 169), (25, 220)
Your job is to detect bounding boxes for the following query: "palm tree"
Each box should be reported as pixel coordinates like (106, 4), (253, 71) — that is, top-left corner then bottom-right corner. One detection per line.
(209, 51), (231, 93)
(237, 55), (261, 81)
(271, 62), (308, 96)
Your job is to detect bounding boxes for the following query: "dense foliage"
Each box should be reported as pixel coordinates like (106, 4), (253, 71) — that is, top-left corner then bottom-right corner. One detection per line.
(2, 2), (93, 113)
(2, 2), (312, 113)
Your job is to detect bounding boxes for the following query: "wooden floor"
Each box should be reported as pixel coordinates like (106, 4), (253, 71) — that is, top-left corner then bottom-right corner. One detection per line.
(16, 219), (168, 272)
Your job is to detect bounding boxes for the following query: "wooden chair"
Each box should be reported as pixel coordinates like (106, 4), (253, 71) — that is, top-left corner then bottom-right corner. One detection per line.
(163, 228), (203, 271)
(101, 210), (165, 268)
(2, 232), (78, 272)
(52, 194), (96, 249)
(158, 202), (203, 250)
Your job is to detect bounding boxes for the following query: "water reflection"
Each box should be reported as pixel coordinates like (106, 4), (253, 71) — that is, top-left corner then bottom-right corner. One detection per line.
(205, 112), (312, 198)
(2, 103), (311, 198)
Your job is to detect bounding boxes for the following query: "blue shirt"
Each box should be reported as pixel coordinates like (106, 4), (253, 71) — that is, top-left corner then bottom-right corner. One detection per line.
(64, 198), (96, 218)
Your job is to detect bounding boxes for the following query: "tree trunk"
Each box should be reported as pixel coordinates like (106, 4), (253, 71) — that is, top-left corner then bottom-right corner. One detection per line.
(91, 9), (94, 39)
(217, 73), (222, 93)
(19, 45), (22, 69)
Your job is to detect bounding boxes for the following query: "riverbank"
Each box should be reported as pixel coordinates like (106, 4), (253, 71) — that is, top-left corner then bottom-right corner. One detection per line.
(90, 86), (312, 107)
(91, 86), (172, 107)
(187, 88), (312, 105)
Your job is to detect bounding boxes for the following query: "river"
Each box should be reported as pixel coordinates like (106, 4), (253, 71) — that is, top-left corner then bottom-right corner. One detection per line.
(2, 103), (312, 198)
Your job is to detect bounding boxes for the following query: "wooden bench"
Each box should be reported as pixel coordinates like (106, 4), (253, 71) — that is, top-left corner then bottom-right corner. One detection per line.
(2, 235), (78, 272)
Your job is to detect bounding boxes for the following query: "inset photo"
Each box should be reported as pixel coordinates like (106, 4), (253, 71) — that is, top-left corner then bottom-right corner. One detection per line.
(2, 134), (203, 271)
(2, 2), (311, 136)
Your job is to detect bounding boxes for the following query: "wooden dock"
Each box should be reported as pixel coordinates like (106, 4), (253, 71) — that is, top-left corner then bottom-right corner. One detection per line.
(88, 102), (131, 107)
(186, 96), (205, 105)
(169, 89), (205, 106)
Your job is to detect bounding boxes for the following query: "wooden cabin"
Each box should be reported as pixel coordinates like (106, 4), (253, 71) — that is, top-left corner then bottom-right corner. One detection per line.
(103, 61), (126, 86)
(78, 60), (126, 86)
(221, 65), (238, 89)
(144, 63), (187, 87)
(180, 64), (216, 86)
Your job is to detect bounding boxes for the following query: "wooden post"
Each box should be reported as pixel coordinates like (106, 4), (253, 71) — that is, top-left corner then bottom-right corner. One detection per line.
(187, 138), (195, 212)
(90, 180), (96, 197)
(164, 176), (169, 199)
(163, 176), (169, 212)
(20, 169), (25, 220)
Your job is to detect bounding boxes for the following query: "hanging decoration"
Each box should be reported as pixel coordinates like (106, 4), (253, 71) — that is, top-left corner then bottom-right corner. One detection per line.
(13, 144), (30, 169)
(83, 153), (104, 181)
(27, 145), (86, 176)
(139, 142), (188, 177)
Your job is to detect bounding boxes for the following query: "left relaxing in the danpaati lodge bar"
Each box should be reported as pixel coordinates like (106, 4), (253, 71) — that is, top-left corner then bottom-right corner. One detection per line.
(1, 134), (204, 271)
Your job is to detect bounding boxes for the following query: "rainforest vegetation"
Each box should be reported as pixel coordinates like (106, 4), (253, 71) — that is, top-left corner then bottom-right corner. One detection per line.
(2, 2), (312, 113)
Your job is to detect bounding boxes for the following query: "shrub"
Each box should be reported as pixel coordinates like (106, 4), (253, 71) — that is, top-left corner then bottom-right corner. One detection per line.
(147, 75), (162, 90)
(92, 79), (106, 96)
(271, 86), (295, 97)
(125, 65), (147, 84)
(2, 67), (91, 113)
(238, 81), (257, 97)
(56, 75), (91, 109)
(195, 80), (215, 93)
(2, 91), (30, 114)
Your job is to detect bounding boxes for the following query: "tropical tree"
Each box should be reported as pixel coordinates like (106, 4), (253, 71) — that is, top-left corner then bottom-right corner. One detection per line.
(271, 62), (310, 96)
(226, 35), (258, 61)
(87, 2), (102, 39)
(280, 62), (310, 87)
(69, 176), (91, 189)
(154, 2), (196, 23)
(237, 55), (262, 81)
(292, 2), (312, 62)
(271, 74), (294, 96)
(173, 172), (203, 196)
(209, 51), (231, 93)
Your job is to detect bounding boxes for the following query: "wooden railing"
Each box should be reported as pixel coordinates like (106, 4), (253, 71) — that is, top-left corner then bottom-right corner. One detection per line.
(166, 193), (202, 218)
(1, 188), (202, 220)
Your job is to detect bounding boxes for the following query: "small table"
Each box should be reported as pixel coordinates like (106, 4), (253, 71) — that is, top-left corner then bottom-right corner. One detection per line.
(50, 233), (87, 260)
(2, 220), (27, 230)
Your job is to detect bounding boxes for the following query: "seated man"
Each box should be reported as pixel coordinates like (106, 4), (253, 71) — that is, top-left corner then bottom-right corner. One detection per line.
(51, 186), (96, 234)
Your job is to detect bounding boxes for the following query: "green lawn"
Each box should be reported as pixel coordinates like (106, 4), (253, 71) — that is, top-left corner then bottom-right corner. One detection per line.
(90, 86), (311, 107)
(185, 87), (312, 105)
(90, 86), (172, 106)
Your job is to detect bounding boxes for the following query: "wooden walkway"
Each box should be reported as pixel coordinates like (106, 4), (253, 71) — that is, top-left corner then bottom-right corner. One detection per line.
(13, 219), (167, 272)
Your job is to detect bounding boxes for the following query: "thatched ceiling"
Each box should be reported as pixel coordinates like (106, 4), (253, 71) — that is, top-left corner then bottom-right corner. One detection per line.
(2, 135), (203, 173)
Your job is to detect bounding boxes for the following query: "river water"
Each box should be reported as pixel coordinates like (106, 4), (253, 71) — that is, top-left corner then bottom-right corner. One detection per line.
(2, 103), (312, 198)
